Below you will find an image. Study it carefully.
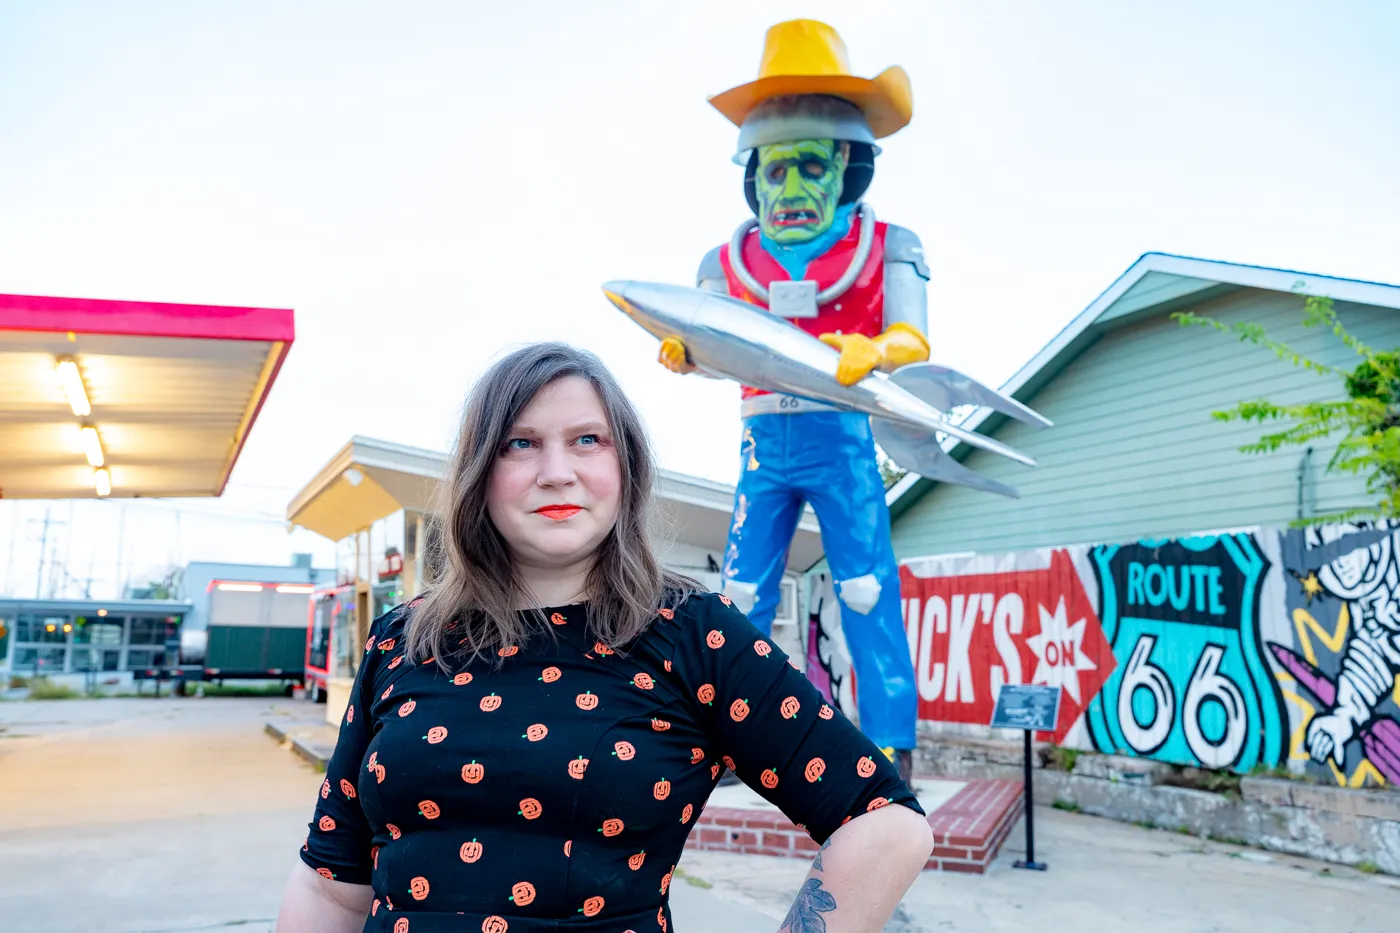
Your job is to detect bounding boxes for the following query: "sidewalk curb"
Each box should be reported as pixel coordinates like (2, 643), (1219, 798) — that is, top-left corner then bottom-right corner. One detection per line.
(264, 721), (331, 770)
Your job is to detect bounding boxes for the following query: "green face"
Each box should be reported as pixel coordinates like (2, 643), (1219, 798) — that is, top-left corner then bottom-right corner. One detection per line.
(755, 139), (848, 243)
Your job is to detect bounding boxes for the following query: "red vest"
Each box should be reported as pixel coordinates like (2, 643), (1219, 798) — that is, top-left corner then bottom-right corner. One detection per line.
(719, 219), (888, 399)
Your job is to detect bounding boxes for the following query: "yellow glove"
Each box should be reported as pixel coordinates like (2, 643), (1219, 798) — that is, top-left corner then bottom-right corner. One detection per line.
(658, 336), (697, 375)
(819, 322), (930, 386)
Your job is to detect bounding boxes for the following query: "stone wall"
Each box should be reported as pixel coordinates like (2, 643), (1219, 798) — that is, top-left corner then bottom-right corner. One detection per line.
(917, 734), (1400, 874)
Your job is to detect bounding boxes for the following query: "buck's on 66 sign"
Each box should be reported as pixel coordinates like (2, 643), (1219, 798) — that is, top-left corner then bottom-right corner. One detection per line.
(899, 549), (1117, 743)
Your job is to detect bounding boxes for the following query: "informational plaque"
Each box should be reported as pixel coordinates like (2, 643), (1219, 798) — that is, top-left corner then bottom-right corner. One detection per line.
(990, 684), (1062, 733)
(988, 683), (1063, 872)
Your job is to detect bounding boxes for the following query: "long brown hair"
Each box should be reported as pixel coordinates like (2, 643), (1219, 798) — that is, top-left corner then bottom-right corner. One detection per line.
(406, 342), (697, 667)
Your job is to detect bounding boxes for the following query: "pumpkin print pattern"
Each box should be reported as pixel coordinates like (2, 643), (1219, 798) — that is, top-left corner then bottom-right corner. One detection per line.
(299, 592), (921, 927)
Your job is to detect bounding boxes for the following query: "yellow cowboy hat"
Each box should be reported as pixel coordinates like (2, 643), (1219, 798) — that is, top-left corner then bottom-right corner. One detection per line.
(708, 19), (913, 139)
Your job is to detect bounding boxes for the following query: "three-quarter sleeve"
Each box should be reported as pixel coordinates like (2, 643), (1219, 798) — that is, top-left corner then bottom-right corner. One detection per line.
(670, 593), (924, 843)
(298, 610), (395, 885)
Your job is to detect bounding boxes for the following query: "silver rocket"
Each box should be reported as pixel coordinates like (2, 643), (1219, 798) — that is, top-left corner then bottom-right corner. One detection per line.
(601, 280), (1051, 499)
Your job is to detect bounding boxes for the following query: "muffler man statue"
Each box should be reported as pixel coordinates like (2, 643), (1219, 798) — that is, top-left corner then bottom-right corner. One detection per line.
(659, 19), (925, 778)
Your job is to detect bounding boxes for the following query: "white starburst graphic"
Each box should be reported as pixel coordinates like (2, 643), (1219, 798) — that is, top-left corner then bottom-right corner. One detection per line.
(1025, 596), (1097, 703)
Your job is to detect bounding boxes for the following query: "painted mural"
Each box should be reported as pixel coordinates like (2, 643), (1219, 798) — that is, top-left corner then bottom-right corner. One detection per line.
(844, 519), (1400, 788)
(1272, 521), (1400, 787)
(1086, 534), (1285, 773)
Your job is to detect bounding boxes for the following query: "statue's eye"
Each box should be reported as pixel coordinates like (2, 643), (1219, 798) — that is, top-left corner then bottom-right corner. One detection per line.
(765, 163), (787, 184)
(802, 160), (826, 178)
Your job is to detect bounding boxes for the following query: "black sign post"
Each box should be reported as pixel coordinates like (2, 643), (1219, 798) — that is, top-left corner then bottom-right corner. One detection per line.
(990, 683), (1061, 872)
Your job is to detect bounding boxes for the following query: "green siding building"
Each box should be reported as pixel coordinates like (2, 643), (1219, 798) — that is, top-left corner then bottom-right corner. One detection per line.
(882, 253), (1400, 562)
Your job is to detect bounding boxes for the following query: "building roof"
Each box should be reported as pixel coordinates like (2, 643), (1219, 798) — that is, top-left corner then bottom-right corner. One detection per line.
(0, 291), (294, 499)
(885, 252), (1400, 518)
(0, 596), (193, 615)
(286, 436), (825, 572)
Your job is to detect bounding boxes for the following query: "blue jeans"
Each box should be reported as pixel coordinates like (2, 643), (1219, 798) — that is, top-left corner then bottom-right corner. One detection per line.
(721, 409), (918, 750)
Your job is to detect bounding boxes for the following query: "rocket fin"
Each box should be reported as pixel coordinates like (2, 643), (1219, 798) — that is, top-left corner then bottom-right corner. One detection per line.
(871, 418), (1021, 499)
(887, 363), (1052, 429)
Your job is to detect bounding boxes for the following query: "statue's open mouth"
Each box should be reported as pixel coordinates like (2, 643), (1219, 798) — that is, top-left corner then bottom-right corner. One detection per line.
(771, 209), (819, 227)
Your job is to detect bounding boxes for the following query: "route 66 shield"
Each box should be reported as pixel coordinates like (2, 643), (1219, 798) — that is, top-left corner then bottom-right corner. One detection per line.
(1085, 533), (1285, 772)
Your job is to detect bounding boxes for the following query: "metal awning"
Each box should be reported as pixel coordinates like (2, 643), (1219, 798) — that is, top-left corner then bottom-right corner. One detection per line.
(288, 435), (822, 572)
(286, 436), (445, 542)
(0, 291), (294, 499)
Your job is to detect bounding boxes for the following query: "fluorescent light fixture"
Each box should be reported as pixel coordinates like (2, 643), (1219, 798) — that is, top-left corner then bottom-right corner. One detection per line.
(55, 358), (91, 417)
(79, 425), (105, 467)
(217, 582), (263, 592)
(276, 584), (316, 594)
(94, 468), (111, 497)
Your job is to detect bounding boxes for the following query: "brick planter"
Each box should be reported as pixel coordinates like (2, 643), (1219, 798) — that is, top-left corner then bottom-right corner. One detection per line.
(925, 779), (1025, 873)
(684, 777), (1025, 874)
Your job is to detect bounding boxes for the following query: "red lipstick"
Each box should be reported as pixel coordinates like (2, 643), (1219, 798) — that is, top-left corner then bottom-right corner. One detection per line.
(534, 505), (581, 521)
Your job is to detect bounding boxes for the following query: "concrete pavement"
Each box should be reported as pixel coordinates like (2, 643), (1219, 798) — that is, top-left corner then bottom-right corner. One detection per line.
(4, 696), (1399, 932)
(0, 697), (775, 933)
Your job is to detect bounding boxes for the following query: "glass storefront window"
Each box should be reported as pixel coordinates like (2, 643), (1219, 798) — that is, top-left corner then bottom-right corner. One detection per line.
(15, 615), (70, 643)
(74, 620), (124, 645)
(72, 647), (122, 672)
(129, 617), (178, 645)
(14, 646), (67, 672)
(125, 647), (166, 669)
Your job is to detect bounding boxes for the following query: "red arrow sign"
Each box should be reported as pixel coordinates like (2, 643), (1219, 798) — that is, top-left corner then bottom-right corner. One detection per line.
(899, 549), (1116, 743)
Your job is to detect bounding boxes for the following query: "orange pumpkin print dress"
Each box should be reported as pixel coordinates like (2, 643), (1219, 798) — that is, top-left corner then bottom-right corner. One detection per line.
(300, 592), (922, 932)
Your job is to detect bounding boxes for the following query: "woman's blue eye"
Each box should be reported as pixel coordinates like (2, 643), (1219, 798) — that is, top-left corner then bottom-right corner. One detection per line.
(505, 438), (531, 450)
(578, 434), (598, 446)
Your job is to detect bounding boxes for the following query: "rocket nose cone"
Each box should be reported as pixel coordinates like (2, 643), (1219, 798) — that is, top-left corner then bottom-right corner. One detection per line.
(601, 281), (638, 316)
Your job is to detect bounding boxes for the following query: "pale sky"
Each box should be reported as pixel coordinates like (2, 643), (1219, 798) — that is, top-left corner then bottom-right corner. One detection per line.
(1, 0), (1397, 599)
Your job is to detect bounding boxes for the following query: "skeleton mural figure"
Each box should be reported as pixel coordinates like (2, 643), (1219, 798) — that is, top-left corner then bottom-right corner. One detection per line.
(1299, 521), (1400, 779)
(656, 19), (924, 777)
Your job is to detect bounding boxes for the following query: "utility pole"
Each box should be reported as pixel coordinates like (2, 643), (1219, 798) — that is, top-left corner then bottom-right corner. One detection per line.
(3, 503), (18, 597)
(61, 500), (75, 598)
(115, 503), (127, 599)
(35, 506), (53, 598)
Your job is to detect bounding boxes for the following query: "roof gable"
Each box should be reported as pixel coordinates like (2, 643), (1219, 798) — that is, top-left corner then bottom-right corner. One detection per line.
(886, 252), (1400, 516)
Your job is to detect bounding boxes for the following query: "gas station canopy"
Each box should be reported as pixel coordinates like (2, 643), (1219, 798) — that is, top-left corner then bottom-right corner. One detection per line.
(287, 436), (445, 543)
(0, 291), (294, 499)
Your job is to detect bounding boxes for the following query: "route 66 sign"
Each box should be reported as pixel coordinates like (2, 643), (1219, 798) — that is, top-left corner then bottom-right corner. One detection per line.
(1085, 533), (1285, 773)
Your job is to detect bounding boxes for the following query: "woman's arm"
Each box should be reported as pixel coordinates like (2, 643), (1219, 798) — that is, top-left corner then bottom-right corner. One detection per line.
(778, 803), (933, 933)
(274, 861), (373, 933)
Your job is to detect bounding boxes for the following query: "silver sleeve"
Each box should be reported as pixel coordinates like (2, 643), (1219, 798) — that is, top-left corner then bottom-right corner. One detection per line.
(882, 224), (930, 334)
(697, 246), (727, 294)
(884, 261), (928, 334)
(687, 247), (726, 377)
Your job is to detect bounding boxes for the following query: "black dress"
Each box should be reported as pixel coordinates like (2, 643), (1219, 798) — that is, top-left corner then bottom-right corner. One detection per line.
(300, 590), (923, 932)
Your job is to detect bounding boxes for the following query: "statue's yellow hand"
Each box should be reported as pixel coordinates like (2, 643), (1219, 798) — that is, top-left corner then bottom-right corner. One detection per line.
(818, 332), (883, 386)
(872, 322), (931, 371)
(658, 336), (697, 374)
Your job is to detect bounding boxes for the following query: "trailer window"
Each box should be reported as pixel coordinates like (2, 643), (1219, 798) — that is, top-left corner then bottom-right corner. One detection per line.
(309, 619), (330, 670)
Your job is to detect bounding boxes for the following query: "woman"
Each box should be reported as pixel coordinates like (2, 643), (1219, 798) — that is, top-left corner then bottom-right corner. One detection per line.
(275, 343), (933, 933)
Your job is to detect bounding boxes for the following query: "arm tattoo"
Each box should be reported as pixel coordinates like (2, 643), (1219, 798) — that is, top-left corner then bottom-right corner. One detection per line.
(812, 836), (833, 873)
(780, 878), (837, 933)
(783, 838), (837, 933)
